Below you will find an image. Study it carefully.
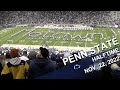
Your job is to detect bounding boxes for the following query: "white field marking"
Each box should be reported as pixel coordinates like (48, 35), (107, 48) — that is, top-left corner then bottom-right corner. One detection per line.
(75, 28), (83, 46)
(85, 29), (89, 47)
(90, 27), (95, 46)
(118, 30), (120, 34)
(69, 29), (77, 46)
(113, 29), (120, 37)
(24, 27), (41, 45)
(13, 30), (31, 44)
(46, 30), (54, 46)
(40, 30), (54, 46)
(33, 30), (48, 45)
(111, 28), (117, 37)
(55, 32), (64, 46)
(0, 27), (18, 41)
(0, 27), (22, 44)
(117, 30), (120, 38)
(98, 28), (103, 45)
(104, 29), (108, 40)
(0, 27), (16, 33)
(53, 29), (62, 46)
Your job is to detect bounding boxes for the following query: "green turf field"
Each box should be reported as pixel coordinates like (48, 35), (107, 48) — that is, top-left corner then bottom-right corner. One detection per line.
(0, 25), (120, 50)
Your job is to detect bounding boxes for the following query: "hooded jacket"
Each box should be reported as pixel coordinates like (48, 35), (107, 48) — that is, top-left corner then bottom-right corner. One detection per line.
(1, 57), (29, 79)
(27, 58), (57, 79)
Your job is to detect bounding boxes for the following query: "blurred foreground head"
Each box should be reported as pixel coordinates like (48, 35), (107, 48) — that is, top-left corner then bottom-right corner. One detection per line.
(36, 47), (49, 58)
(28, 51), (37, 60)
(10, 48), (20, 58)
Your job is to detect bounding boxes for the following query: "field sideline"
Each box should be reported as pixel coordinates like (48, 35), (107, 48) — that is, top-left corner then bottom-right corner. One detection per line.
(1, 44), (93, 51)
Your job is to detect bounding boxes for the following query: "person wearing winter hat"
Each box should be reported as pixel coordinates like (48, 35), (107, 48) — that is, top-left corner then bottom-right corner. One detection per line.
(38, 47), (49, 58)
(27, 47), (57, 79)
(27, 51), (37, 64)
(1, 48), (29, 79)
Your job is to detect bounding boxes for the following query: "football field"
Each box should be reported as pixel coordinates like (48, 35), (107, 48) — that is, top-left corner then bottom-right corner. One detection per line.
(0, 25), (120, 50)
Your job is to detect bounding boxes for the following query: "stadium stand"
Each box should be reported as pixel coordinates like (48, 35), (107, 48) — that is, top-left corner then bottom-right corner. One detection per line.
(0, 11), (120, 79)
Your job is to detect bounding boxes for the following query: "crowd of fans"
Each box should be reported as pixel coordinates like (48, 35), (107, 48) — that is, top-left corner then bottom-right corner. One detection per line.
(0, 46), (120, 79)
(0, 46), (81, 79)
(0, 11), (119, 27)
(0, 47), (62, 79)
(0, 11), (120, 79)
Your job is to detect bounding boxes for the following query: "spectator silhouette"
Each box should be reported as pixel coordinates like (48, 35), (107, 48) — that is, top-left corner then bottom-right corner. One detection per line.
(27, 47), (57, 79)
(1, 48), (29, 79)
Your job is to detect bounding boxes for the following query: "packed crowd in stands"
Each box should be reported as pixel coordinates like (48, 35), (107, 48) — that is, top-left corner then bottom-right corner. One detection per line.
(0, 11), (119, 27)
(0, 11), (120, 79)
